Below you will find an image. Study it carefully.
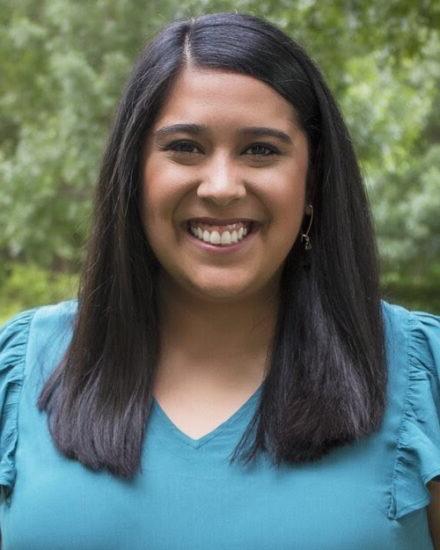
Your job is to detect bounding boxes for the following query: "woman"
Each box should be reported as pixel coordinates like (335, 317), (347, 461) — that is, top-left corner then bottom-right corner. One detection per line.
(1, 12), (439, 549)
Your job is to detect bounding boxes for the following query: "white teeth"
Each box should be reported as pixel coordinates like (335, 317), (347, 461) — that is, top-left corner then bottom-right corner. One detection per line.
(221, 231), (232, 245)
(209, 231), (221, 245)
(189, 223), (252, 246)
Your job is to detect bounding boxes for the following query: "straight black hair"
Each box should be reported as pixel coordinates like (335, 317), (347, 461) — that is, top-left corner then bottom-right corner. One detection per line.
(38, 12), (387, 477)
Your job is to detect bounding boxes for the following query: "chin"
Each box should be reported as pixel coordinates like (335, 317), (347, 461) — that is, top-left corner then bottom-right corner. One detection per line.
(188, 280), (257, 302)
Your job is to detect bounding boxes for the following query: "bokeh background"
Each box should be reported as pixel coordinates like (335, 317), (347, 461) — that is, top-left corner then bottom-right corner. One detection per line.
(1, 0), (439, 323)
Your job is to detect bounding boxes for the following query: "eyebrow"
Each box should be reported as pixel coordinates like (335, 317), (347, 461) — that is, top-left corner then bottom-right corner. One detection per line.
(153, 123), (293, 145)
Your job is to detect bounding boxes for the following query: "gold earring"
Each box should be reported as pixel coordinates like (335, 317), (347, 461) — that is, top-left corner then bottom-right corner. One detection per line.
(300, 205), (313, 251)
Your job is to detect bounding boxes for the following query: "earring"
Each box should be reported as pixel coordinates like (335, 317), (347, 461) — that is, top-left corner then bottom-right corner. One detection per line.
(300, 205), (313, 251)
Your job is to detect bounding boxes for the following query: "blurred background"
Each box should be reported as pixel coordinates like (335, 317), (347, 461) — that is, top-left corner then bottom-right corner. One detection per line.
(1, 0), (439, 323)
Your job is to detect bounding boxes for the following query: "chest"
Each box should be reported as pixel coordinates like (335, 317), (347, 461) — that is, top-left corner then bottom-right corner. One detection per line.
(4, 374), (436, 550)
(3, 429), (433, 550)
(152, 382), (262, 440)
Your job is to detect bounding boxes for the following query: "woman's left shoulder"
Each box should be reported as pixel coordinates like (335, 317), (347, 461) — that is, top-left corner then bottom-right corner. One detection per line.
(380, 299), (440, 372)
(381, 300), (440, 520)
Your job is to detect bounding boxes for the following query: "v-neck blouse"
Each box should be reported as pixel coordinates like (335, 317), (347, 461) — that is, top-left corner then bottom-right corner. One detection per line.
(0, 298), (439, 549)
(152, 385), (263, 450)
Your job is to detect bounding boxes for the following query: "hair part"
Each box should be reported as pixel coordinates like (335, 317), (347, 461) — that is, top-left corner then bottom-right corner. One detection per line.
(38, 12), (387, 478)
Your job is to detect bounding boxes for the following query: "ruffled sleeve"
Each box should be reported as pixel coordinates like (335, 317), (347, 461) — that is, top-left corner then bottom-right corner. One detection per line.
(389, 309), (440, 520)
(0, 308), (37, 495)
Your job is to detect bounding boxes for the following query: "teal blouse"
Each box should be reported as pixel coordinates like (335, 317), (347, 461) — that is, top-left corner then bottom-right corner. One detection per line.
(0, 299), (439, 549)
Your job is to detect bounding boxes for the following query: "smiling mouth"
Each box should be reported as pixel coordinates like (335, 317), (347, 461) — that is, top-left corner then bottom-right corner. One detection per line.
(185, 220), (259, 247)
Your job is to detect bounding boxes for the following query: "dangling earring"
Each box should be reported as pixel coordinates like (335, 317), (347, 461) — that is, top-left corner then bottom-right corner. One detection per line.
(300, 205), (313, 251)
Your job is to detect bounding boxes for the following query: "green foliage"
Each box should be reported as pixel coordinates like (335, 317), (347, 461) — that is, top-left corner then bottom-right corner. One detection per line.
(0, 261), (79, 324)
(0, 0), (177, 269)
(1, 0), (439, 317)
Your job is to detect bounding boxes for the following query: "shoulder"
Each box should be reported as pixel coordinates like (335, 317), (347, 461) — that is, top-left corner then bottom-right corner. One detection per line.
(0, 298), (78, 379)
(380, 298), (440, 331)
(0, 299), (78, 494)
(381, 300), (440, 520)
(29, 298), (78, 346)
(380, 299), (440, 371)
(0, 300), (76, 491)
(1, 299), (78, 346)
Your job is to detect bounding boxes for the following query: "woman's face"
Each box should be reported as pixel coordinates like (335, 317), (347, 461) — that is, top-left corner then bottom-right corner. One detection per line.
(141, 66), (309, 303)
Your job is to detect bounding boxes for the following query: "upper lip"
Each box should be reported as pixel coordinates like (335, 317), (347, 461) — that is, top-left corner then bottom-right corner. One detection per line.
(186, 217), (260, 225)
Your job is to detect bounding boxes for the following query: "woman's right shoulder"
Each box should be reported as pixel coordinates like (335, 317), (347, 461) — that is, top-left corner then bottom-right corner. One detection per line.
(1, 298), (78, 340)
(0, 300), (77, 490)
(0, 298), (78, 375)
(0, 299), (78, 492)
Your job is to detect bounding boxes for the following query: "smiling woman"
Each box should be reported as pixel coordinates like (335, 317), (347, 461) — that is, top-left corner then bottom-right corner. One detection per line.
(1, 11), (440, 550)
(141, 67), (309, 304)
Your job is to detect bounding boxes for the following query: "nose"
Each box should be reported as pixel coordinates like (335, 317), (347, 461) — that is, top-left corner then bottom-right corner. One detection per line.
(196, 154), (246, 207)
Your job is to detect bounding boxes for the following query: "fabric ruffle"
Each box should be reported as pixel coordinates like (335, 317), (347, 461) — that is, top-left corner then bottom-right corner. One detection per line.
(0, 308), (37, 494)
(388, 309), (440, 520)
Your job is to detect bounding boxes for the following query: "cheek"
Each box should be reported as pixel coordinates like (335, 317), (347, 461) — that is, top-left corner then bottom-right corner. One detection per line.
(141, 193), (165, 256)
(141, 168), (189, 264)
(141, 161), (172, 235)
(271, 203), (305, 260)
(267, 170), (307, 240)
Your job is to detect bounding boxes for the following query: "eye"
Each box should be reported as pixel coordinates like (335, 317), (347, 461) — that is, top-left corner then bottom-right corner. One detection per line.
(160, 140), (280, 157)
(244, 143), (280, 157)
(162, 140), (202, 154)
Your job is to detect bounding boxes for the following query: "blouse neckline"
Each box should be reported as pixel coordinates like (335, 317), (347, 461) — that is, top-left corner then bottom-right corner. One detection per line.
(151, 384), (263, 450)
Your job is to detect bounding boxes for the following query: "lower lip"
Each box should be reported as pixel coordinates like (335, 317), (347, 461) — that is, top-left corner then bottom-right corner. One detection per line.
(184, 224), (261, 254)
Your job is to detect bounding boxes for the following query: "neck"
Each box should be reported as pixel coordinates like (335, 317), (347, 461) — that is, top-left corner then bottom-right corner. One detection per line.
(156, 272), (279, 384)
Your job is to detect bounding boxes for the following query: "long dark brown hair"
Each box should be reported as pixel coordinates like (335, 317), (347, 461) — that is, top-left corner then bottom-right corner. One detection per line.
(38, 12), (387, 478)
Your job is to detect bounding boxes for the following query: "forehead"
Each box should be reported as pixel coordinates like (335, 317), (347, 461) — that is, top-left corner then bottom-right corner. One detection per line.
(152, 67), (299, 131)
